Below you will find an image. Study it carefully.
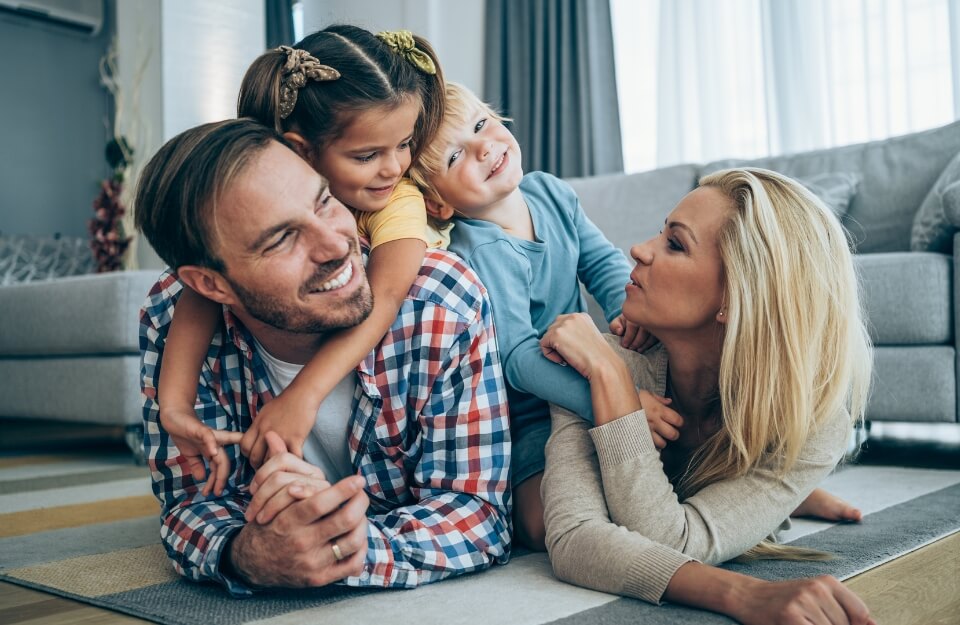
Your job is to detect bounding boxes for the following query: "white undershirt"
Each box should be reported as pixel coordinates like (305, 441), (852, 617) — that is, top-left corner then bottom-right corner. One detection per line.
(253, 338), (355, 483)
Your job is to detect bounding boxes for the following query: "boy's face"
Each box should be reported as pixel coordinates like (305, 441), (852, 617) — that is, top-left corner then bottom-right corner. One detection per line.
(429, 103), (523, 215)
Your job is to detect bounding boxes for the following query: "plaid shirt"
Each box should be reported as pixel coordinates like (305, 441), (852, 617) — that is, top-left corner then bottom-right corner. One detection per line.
(140, 250), (512, 596)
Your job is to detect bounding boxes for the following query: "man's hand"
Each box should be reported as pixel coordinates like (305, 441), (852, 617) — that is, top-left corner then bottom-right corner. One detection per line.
(159, 407), (243, 496)
(227, 432), (370, 588)
(240, 387), (318, 468)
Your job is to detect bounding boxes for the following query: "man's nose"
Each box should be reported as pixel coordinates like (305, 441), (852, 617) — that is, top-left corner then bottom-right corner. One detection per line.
(305, 223), (350, 264)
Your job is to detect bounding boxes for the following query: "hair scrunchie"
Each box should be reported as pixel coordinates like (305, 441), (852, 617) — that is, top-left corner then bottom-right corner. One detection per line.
(278, 45), (340, 120)
(376, 30), (437, 75)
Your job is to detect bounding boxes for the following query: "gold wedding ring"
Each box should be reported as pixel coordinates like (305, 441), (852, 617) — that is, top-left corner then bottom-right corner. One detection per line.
(331, 541), (344, 562)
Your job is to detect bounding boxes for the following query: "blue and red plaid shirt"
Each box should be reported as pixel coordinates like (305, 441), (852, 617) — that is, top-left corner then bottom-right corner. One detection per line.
(140, 249), (512, 596)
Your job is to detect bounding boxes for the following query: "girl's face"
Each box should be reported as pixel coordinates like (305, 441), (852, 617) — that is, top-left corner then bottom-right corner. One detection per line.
(314, 99), (420, 213)
(622, 186), (732, 334)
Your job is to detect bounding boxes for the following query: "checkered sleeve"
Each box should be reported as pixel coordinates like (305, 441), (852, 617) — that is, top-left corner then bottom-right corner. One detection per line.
(346, 255), (513, 588)
(140, 270), (254, 597)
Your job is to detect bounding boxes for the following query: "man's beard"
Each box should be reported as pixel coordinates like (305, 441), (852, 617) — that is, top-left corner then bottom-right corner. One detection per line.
(226, 246), (373, 334)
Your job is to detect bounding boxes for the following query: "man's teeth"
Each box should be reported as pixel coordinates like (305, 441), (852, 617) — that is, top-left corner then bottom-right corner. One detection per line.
(313, 263), (353, 292)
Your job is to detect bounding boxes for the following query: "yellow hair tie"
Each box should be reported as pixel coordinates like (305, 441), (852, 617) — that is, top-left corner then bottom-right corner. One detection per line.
(376, 30), (437, 75)
(278, 45), (340, 120)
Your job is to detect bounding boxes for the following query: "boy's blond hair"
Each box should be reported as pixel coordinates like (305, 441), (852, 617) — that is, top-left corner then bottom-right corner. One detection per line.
(408, 82), (509, 229)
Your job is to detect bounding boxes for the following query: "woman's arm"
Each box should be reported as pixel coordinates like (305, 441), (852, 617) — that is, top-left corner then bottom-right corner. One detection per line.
(592, 405), (850, 564)
(543, 409), (873, 624)
(241, 238), (426, 466)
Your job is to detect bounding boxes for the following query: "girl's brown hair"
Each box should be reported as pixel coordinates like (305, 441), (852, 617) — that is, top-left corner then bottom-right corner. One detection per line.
(238, 24), (444, 164)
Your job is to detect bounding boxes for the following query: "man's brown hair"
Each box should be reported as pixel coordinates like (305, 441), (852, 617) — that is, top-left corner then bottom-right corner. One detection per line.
(134, 119), (285, 271)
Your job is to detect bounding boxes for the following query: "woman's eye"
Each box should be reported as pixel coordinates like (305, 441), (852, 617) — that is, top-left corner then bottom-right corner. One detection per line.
(448, 149), (463, 167)
(474, 119), (487, 133)
(356, 152), (376, 163)
(667, 237), (684, 252)
(399, 140), (412, 151)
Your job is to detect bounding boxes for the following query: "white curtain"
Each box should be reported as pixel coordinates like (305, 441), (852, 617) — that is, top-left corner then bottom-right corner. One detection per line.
(613, 0), (960, 172)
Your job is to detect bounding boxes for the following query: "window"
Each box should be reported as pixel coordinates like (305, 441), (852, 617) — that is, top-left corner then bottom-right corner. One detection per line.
(612, 0), (959, 173)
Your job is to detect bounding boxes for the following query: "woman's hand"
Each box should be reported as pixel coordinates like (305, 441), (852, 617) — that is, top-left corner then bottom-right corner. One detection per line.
(732, 575), (874, 625)
(542, 313), (641, 425)
(540, 313), (619, 380)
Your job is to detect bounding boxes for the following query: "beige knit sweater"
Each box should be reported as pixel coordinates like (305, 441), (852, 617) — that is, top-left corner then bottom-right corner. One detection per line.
(541, 339), (851, 604)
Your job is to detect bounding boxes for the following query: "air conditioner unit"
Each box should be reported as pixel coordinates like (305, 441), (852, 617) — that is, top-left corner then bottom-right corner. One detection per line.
(0, 0), (103, 35)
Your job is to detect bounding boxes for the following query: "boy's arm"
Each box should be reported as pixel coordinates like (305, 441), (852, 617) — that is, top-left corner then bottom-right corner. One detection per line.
(141, 273), (254, 596)
(573, 198), (633, 322)
(467, 241), (598, 421)
(242, 238), (427, 466)
(344, 260), (513, 587)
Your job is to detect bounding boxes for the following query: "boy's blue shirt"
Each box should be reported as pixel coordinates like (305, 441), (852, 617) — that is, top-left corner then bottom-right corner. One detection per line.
(447, 170), (633, 427)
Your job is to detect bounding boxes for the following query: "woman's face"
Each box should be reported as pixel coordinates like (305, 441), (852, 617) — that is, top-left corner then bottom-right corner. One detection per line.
(623, 186), (733, 333)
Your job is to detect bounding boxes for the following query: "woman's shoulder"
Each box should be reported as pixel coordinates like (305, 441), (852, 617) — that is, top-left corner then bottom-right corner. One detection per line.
(602, 334), (668, 395)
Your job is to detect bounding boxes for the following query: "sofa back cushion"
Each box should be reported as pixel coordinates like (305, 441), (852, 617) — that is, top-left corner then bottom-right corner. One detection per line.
(566, 163), (700, 253)
(699, 120), (960, 253)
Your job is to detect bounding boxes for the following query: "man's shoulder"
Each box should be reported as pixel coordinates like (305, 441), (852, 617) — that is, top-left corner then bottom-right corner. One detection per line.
(406, 249), (489, 323)
(140, 269), (183, 330)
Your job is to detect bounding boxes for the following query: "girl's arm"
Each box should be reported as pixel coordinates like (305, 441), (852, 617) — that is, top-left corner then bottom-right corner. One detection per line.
(158, 287), (240, 495)
(241, 238), (427, 467)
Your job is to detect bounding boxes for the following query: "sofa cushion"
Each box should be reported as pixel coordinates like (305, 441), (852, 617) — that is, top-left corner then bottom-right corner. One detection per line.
(856, 252), (952, 344)
(698, 166), (860, 219)
(0, 270), (158, 355)
(868, 346), (956, 422)
(700, 120), (960, 253)
(567, 163), (699, 253)
(910, 150), (960, 253)
(941, 179), (960, 227)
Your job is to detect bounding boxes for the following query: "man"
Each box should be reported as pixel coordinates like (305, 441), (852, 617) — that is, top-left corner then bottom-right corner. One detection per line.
(136, 119), (511, 596)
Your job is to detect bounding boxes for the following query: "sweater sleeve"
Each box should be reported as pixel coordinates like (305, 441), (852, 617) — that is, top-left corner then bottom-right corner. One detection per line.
(591, 406), (852, 565)
(542, 407), (693, 604)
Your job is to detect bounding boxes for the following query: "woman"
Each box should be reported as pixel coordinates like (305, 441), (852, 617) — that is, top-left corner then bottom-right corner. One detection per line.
(539, 168), (875, 624)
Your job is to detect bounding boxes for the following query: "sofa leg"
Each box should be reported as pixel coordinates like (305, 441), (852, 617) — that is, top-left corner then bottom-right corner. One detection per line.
(125, 424), (146, 465)
(844, 420), (870, 462)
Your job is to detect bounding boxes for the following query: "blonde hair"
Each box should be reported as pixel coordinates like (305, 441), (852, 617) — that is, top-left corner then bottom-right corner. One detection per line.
(408, 82), (509, 229)
(687, 168), (873, 560)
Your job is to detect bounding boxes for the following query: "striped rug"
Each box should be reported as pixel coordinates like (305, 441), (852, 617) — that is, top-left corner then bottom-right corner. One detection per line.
(2, 449), (959, 625)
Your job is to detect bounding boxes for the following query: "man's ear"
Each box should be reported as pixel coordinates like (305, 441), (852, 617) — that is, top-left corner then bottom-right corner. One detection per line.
(176, 265), (237, 306)
(282, 131), (315, 163)
(424, 196), (455, 221)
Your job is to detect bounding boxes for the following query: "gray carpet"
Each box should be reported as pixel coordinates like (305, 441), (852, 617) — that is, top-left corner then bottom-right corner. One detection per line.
(2, 457), (958, 625)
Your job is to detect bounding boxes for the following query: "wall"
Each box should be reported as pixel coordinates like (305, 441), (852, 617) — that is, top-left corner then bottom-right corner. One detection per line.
(0, 1), (113, 237)
(300, 0), (485, 97)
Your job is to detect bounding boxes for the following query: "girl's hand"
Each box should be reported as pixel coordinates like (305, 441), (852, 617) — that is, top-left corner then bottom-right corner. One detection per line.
(733, 576), (874, 625)
(159, 407), (243, 497)
(609, 315), (657, 352)
(240, 386), (317, 468)
(540, 313), (618, 380)
(637, 390), (683, 449)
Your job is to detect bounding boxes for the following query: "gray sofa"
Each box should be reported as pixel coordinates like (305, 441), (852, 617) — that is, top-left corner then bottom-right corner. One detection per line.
(570, 119), (960, 425)
(0, 267), (158, 458)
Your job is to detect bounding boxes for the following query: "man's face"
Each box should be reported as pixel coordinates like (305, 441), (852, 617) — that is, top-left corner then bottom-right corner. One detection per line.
(213, 141), (372, 334)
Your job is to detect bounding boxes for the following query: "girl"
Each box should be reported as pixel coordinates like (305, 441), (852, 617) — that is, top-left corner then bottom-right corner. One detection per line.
(157, 25), (447, 494)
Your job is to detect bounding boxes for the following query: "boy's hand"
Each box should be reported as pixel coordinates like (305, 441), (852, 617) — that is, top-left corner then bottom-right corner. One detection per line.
(240, 386), (317, 469)
(637, 389), (683, 449)
(159, 407), (243, 497)
(609, 314), (658, 352)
